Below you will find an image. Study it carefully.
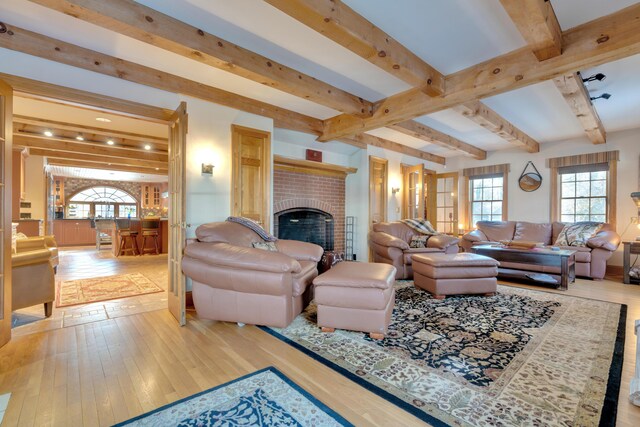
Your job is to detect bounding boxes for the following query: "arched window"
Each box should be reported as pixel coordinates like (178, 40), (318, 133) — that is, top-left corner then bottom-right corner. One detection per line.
(67, 186), (138, 219)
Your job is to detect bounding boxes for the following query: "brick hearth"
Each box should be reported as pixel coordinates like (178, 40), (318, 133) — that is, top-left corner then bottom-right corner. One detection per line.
(273, 169), (345, 253)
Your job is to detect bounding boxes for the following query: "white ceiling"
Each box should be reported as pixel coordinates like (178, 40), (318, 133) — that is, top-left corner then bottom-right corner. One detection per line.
(2, 0), (639, 161)
(46, 164), (167, 183)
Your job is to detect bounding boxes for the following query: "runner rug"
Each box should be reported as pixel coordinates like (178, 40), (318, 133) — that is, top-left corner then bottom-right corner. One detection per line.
(113, 367), (351, 426)
(261, 282), (625, 427)
(56, 272), (163, 307)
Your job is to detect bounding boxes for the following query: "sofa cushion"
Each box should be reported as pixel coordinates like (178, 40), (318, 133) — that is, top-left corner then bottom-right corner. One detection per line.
(551, 222), (566, 244)
(554, 222), (603, 247)
(476, 221), (516, 242)
(556, 246), (592, 262)
(292, 261), (318, 297)
(372, 222), (418, 244)
(196, 221), (261, 247)
(514, 222), (552, 245)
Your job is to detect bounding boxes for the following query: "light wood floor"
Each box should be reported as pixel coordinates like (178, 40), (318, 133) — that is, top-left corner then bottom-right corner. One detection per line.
(1, 253), (640, 425)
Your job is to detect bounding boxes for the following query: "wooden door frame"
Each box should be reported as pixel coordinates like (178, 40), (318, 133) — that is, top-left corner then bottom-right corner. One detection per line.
(0, 79), (13, 348)
(400, 163), (424, 219)
(231, 125), (272, 231)
(368, 156), (388, 225)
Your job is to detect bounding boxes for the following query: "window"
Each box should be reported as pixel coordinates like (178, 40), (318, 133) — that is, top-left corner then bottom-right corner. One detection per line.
(470, 175), (504, 225)
(401, 164), (424, 219)
(68, 186), (138, 218)
(559, 165), (607, 223)
(462, 164), (509, 230)
(549, 151), (618, 227)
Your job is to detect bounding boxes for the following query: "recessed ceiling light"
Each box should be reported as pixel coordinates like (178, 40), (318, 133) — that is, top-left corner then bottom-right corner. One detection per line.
(144, 144), (151, 150)
(155, 167), (159, 171)
(107, 139), (115, 145)
(76, 134), (85, 141)
(96, 117), (112, 123)
(44, 130), (53, 137)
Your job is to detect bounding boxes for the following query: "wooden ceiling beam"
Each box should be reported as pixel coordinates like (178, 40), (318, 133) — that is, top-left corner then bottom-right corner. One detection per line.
(452, 101), (540, 153)
(553, 73), (606, 144)
(318, 3), (640, 141)
(28, 0), (373, 117)
(0, 26), (450, 163)
(0, 23), (325, 136)
(263, 0), (444, 96)
(13, 115), (167, 144)
(388, 121), (487, 159)
(28, 147), (167, 168)
(342, 133), (446, 165)
(0, 73), (174, 123)
(14, 134), (169, 161)
(499, 0), (562, 61)
(47, 158), (167, 175)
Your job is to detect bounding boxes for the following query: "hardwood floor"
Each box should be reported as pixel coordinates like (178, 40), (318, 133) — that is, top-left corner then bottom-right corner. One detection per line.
(1, 253), (640, 425)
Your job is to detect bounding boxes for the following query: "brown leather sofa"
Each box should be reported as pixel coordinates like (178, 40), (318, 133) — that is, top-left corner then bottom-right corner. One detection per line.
(16, 235), (59, 273)
(461, 221), (620, 280)
(369, 221), (460, 279)
(181, 221), (324, 327)
(12, 248), (56, 317)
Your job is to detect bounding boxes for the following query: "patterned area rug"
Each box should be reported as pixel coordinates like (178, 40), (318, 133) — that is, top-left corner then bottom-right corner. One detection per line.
(113, 367), (351, 426)
(56, 272), (163, 307)
(261, 282), (625, 427)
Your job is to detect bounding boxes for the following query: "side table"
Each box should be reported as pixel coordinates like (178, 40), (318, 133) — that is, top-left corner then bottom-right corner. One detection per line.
(623, 241), (640, 284)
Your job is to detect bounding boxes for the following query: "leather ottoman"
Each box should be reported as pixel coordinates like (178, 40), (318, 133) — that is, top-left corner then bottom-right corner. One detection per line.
(412, 253), (498, 299)
(313, 262), (396, 340)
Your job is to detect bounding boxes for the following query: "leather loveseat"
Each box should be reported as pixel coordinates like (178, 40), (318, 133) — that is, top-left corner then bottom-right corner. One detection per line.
(369, 221), (460, 279)
(16, 235), (59, 273)
(181, 221), (324, 328)
(461, 221), (620, 280)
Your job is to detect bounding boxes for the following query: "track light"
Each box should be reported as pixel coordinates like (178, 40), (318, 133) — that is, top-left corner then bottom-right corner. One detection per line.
(590, 93), (612, 101)
(106, 139), (115, 145)
(43, 130), (53, 137)
(582, 72), (606, 85)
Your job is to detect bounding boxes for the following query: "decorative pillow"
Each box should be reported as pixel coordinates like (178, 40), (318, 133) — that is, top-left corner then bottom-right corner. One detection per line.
(554, 222), (603, 247)
(252, 241), (278, 252)
(401, 218), (439, 235)
(227, 216), (277, 242)
(409, 235), (430, 248)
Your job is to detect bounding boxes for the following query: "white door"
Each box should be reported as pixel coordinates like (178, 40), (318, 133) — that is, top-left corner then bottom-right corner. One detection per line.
(0, 79), (13, 348)
(168, 102), (187, 325)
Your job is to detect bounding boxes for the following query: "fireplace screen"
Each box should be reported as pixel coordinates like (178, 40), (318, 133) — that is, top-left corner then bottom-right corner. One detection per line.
(276, 208), (334, 251)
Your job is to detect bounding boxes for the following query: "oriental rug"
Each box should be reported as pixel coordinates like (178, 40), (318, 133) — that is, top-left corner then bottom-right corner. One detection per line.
(56, 272), (163, 307)
(113, 367), (351, 426)
(261, 282), (625, 427)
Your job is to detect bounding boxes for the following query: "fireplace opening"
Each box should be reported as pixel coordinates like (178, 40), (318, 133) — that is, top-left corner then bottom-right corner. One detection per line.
(276, 208), (334, 251)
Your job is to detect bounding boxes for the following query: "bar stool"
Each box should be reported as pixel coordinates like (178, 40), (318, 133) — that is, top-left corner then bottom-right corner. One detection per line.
(140, 219), (160, 255)
(116, 219), (139, 256)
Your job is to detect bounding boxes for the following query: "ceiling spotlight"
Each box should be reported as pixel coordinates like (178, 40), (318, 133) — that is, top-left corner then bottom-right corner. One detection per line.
(43, 130), (53, 137)
(144, 144), (151, 150)
(76, 134), (85, 141)
(106, 139), (115, 145)
(582, 72), (606, 85)
(590, 93), (612, 101)
(155, 167), (159, 171)
(96, 117), (112, 123)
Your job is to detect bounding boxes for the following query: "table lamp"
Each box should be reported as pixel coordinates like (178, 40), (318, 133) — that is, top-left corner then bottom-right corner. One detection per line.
(632, 192), (640, 240)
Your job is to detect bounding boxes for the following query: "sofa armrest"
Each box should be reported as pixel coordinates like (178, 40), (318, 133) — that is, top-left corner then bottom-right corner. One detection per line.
(369, 231), (410, 250)
(184, 242), (301, 273)
(276, 239), (324, 262)
(587, 230), (621, 252)
(12, 249), (52, 267)
(427, 234), (460, 250)
(463, 229), (488, 243)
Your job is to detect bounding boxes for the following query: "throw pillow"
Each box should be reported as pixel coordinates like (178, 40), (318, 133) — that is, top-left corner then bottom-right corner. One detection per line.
(252, 241), (278, 252)
(554, 222), (603, 247)
(401, 218), (438, 235)
(226, 216), (277, 242)
(409, 235), (429, 248)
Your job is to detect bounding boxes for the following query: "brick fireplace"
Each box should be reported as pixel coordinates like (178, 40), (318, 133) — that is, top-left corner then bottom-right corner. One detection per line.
(273, 169), (345, 253)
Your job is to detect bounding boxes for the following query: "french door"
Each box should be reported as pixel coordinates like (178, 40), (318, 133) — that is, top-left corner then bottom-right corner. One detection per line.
(0, 80), (13, 348)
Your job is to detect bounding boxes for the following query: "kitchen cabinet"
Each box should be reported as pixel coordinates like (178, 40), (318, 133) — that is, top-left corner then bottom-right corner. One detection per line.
(142, 185), (161, 208)
(53, 220), (96, 246)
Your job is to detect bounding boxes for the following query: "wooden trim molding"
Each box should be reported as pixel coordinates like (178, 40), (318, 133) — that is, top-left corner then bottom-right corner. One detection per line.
(547, 150), (619, 168)
(273, 155), (357, 178)
(462, 163), (511, 177)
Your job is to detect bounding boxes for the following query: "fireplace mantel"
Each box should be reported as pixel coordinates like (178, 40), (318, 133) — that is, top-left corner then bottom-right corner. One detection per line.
(274, 155), (357, 178)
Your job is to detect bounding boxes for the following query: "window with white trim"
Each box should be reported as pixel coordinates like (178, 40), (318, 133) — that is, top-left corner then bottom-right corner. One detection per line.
(559, 164), (607, 223)
(470, 175), (504, 226)
(67, 186), (138, 218)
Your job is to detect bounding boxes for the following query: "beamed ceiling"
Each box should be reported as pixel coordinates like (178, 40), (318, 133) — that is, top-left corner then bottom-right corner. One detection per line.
(1, 0), (640, 165)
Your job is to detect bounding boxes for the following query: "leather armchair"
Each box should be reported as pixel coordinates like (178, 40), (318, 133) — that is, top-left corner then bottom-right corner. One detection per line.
(12, 248), (55, 317)
(16, 235), (59, 273)
(369, 222), (459, 279)
(181, 221), (324, 328)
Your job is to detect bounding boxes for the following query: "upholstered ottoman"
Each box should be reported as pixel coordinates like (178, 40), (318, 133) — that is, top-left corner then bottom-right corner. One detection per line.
(313, 262), (396, 340)
(412, 253), (498, 299)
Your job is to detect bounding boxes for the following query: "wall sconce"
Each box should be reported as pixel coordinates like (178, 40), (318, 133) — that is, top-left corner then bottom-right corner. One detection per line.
(201, 163), (214, 175)
(391, 187), (400, 195)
